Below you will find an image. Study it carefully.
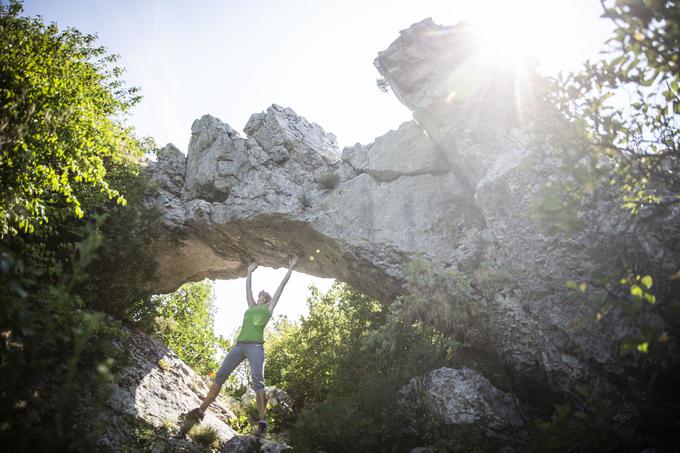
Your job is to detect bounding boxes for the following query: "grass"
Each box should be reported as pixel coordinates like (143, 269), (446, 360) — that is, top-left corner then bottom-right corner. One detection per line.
(157, 358), (170, 371)
(188, 424), (221, 449)
(315, 172), (340, 190)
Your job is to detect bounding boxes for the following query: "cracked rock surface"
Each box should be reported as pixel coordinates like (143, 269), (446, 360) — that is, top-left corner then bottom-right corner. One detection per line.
(96, 329), (237, 451)
(400, 367), (524, 431)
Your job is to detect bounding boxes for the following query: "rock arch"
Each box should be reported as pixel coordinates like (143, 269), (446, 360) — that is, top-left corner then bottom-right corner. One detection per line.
(145, 18), (679, 406)
(147, 105), (486, 302)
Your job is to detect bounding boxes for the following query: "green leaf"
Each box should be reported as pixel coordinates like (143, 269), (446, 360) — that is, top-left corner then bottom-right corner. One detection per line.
(630, 285), (643, 298)
(637, 342), (649, 354)
(641, 275), (653, 289)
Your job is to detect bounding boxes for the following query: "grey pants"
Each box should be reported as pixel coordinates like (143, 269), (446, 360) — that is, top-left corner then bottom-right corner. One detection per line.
(215, 342), (265, 390)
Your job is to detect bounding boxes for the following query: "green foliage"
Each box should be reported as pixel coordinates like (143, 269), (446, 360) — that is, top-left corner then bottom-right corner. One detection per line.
(529, 386), (621, 453)
(227, 409), (252, 434)
(565, 270), (677, 371)
(533, 0), (679, 222)
(297, 191), (311, 208)
(188, 424), (221, 449)
(527, 4), (680, 447)
(132, 420), (157, 451)
(228, 390), (295, 439)
(265, 276), (459, 451)
(0, 0), (143, 237)
(472, 261), (515, 301)
(266, 284), (386, 406)
(394, 257), (483, 349)
(556, 267), (680, 449)
(74, 150), (161, 319)
(315, 172), (340, 190)
(0, 3), (162, 449)
(150, 280), (227, 376)
(0, 220), (131, 450)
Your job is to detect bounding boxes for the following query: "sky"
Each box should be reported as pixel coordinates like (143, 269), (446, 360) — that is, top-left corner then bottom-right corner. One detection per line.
(22, 0), (614, 338)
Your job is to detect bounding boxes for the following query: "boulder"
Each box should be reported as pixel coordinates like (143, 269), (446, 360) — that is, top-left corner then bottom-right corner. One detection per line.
(97, 329), (238, 451)
(400, 367), (524, 435)
(222, 435), (289, 453)
(239, 387), (294, 417)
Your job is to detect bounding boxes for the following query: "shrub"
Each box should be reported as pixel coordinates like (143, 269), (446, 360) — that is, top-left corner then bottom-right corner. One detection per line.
(150, 280), (226, 376)
(315, 172), (340, 190)
(265, 281), (455, 451)
(297, 191), (312, 208)
(0, 0), (142, 237)
(189, 424), (221, 449)
(472, 261), (514, 301)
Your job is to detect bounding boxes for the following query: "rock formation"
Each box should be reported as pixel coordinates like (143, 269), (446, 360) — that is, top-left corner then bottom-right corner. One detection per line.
(145, 17), (680, 443)
(96, 328), (288, 452)
(400, 368), (524, 442)
(95, 328), (234, 450)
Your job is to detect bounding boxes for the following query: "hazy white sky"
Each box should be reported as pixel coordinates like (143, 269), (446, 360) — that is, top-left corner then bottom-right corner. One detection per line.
(23, 0), (613, 337)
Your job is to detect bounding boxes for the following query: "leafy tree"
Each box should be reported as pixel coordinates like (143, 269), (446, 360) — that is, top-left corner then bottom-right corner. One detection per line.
(0, 220), (131, 450)
(151, 280), (226, 376)
(0, 0), (141, 237)
(266, 283), (385, 407)
(529, 3), (680, 448)
(538, 0), (678, 215)
(0, 2), (159, 449)
(265, 281), (456, 451)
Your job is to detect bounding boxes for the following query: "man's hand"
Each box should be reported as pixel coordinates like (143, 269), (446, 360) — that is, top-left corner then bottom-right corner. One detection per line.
(248, 263), (258, 272)
(288, 256), (298, 269)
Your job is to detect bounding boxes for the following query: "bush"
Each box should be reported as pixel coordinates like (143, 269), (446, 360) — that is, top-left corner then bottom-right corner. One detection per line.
(315, 172), (340, 190)
(265, 280), (456, 451)
(0, 0), (142, 237)
(472, 261), (515, 301)
(0, 3), (157, 449)
(0, 222), (131, 450)
(150, 280), (227, 376)
(189, 424), (221, 449)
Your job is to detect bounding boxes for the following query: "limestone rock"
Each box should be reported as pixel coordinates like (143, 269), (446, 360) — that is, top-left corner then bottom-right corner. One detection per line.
(222, 435), (289, 453)
(184, 115), (248, 202)
(400, 367), (524, 432)
(244, 103), (339, 164)
(240, 386), (294, 417)
(153, 143), (186, 196)
(97, 329), (238, 450)
(342, 120), (449, 181)
(374, 18), (541, 187)
(147, 104), (478, 302)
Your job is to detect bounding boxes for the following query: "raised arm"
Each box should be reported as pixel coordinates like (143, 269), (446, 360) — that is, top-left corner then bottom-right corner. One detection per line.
(268, 256), (298, 314)
(246, 263), (257, 307)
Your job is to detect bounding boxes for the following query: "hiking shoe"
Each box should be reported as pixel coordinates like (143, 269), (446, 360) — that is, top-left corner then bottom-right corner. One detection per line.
(256, 419), (267, 436)
(186, 407), (205, 421)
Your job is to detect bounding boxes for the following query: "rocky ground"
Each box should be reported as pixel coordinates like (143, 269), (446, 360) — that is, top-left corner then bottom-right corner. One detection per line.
(95, 328), (287, 452)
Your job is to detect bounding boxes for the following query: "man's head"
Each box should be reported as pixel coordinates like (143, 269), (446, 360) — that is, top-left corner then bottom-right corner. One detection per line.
(257, 290), (271, 305)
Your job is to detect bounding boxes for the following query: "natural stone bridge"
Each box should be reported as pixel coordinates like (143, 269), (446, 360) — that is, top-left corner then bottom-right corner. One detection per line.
(145, 18), (679, 425)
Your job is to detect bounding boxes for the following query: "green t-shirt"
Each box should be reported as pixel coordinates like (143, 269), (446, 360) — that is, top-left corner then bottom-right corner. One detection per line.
(236, 305), (272, 343)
